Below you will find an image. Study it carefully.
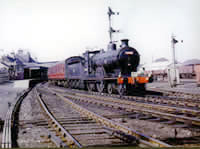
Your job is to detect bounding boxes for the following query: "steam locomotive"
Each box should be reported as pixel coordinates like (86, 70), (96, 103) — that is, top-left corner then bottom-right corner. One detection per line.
(48, 7), (150, 95)
(48, 39), (149, 95)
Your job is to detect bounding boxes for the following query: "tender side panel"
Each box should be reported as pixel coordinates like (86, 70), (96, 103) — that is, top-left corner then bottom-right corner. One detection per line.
(65, 56), (85, 80)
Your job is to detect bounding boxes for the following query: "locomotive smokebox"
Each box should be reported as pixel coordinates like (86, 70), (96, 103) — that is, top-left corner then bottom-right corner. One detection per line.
(121, 39), (129, 48)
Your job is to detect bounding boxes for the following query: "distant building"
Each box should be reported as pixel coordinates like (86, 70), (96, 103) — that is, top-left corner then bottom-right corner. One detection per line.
(144, 57), (171, 72)
(0, 62), (9, 83)
(0, 49), (38, 79)
(144, 57), (200, 81)
(181, 59), (200, 66)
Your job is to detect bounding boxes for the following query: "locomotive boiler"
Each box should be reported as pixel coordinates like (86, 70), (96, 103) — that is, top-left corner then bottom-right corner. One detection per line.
(92, 39), (140, 76)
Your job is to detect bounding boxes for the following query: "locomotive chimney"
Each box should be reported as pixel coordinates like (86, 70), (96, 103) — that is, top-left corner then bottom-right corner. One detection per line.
(121, 39), (129, 48)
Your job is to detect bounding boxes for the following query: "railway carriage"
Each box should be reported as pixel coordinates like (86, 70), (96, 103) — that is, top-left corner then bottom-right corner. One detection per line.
(48, 61), (65, 86)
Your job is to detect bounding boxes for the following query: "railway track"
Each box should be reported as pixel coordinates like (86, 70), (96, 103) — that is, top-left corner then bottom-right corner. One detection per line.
(34, 88), (82, 148)
(48, 84), (200, 110)
(46, 83), (200, 128)
(148, 87), (200, 100)
(48, 87), (200, 127)
(1, 89), (31, 148)
(35, 88), (137, 147)
(12, 82), (200, 147)
(49, 84), (200, 111)
(35, 85), (171, 147)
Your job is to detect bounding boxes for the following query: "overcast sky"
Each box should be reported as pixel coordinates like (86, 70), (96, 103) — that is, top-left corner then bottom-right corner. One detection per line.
(0, 0), (200, 64)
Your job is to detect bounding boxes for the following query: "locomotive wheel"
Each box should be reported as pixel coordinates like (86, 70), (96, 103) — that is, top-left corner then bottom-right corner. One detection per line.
(71, 80), (75, 88)
(96, 81), (104, 93)
(74, 80), (77, 88)
(68, 80), (72, 88)
(64, 81), (68, 88)
(118, 84), (126, 96)
(74, 80), (79, 88)
(76, 80), (81, 89)
(87, 83), (95, 92)
(107, 83), (113, 94)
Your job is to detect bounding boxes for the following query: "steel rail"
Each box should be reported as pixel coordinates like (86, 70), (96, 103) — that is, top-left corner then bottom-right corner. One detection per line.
(34, 88), (82, 148)
(74, 92), (200, 116)
(47, 87), (200, 126)
(134, 95), (200, 109)
(47, 87), (171, 147)
(92, 89), (200, 107)
(49, 85), (200, 109)
(2, 108), (12, 148)
(1, 89), (31, 148)
(148, 87), (200, 99)
(62, 92), (200, 126)
(50, 87), (200, 116)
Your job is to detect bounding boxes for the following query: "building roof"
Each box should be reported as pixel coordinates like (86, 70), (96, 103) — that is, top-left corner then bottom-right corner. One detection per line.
(182, 59), (200, 65)
(154, 57), (169, 62)
(23, 61), (57, 69)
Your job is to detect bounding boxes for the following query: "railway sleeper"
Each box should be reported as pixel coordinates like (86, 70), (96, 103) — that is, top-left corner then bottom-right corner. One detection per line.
(48, 87), (200, 129)
(104, 127), (138, 145)
(72, 91), (200, 120)
(49, 89), (171, 147)
(44, 131), (68, 148)
(35, 88), (82, 148)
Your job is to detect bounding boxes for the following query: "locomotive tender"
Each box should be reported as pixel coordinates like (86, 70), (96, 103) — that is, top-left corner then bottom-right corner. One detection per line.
(48, 7), (150, 95)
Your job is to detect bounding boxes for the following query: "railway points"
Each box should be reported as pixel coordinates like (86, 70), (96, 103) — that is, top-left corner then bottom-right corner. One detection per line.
(1, 79), (200, 147)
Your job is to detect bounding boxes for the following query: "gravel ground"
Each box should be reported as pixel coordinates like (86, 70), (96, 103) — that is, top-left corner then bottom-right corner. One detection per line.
(17, 90), (55, 148)
(0, 80), (29, 146)
(0, 81), (28, 120)
(41, 91), (124, 147)
(71, 98), (200, 143)
(16, 81), (200, 147)
(147, 79), (200, 94)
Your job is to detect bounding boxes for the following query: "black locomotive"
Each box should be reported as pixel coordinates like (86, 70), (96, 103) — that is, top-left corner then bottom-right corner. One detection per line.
(48, 7), (150, 95)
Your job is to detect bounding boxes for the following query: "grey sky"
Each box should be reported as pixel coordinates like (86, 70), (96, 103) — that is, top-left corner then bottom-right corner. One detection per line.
(0, 0), (199, 64)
